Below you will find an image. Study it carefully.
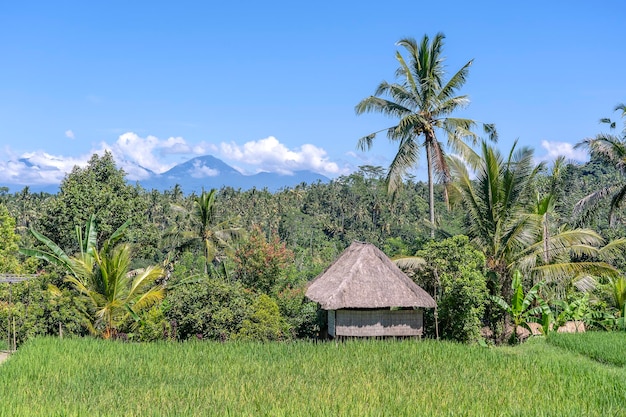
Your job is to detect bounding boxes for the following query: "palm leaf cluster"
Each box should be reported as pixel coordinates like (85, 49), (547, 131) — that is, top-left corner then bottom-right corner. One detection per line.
(164, 189), (243, 274)
(21, 215), (164, 338)
(356, 33), (495, 236)
(574, 103), (626, 226)
(447, 141), (625, 295)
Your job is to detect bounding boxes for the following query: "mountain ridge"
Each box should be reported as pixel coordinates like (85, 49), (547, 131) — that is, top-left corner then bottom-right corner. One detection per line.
(3, 155), (330, 194)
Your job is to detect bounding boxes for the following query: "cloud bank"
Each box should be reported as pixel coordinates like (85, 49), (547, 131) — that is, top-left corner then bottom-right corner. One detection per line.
(220, 136), (343, 175)
(0, 133), (350, 188)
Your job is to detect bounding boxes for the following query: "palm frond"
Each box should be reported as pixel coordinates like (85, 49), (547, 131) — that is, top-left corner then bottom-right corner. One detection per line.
(386, 136), (420, 194)
(21, 228), (75, 275)
(393, 256), (426, 270)
(438, 59), (472, 103)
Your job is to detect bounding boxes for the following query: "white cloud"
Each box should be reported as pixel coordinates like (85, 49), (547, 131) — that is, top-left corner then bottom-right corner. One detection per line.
(219, 136), (346, 176)
(190, 160), (220, 178)
(538, 140), (588, 162)
(0, 133), (349, 187)
(192, 142), (218, 155)
(65, 130), (75, 140)
(103, 132), (201, 175)
(0, 151), (89, 185)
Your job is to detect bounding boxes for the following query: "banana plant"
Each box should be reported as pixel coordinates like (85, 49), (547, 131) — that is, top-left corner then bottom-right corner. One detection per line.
(491, 270), (550, 343)
(551, 293), (591, 332)
(611, 277), (626, 330)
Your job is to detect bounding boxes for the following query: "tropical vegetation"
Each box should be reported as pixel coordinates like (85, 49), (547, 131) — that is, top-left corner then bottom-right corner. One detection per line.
(0, 32), (623, 417)
(355, 33), (496, 238)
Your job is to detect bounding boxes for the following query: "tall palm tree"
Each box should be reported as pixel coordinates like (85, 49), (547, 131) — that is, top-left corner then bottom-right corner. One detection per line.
(446, 141), (540, 288)
(355, 33), (496, 237)
(447, 141), (624, 296)
(165, 189), (243, 274)
(574, 104), (626, 226)
(22, 215), (165, 338)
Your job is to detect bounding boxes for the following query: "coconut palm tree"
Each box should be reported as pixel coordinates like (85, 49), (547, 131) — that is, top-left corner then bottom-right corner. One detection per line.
(574, 104), (626, 226)
(67, 242), (164, 339)
(165, 189), (243, 274)
(21, 215), (165, 338)
(355, 33), (496, 237)
(446, 141), (540, 288)
(447, 141), (625, 296)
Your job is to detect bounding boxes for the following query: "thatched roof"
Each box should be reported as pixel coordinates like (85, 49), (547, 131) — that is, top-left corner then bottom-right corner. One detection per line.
(306, 241), (436, 310)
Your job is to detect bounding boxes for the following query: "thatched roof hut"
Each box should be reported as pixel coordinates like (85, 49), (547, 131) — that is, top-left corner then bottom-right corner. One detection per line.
(306, 241), (436, 337)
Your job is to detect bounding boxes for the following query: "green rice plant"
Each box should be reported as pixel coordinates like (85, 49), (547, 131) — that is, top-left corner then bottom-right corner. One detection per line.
(547, 331), (626, 367)
(0, 337), (624, 416)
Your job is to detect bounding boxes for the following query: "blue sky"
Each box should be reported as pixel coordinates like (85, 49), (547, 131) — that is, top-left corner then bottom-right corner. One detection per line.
(1, 1), (625, 188)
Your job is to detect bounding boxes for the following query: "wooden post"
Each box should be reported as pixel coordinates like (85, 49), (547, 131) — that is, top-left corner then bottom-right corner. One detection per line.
(12, 317), (16, 352)
(433, 269), (441, 341)
(7, 282), (12, 351)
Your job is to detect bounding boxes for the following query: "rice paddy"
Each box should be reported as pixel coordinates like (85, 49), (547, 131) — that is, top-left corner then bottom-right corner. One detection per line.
(0, 335), (624, 416)
(547, 331), (626, 367)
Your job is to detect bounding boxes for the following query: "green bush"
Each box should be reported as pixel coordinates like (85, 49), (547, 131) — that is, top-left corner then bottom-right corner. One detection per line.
(275, 286), (319, 338)
(235, 294), (291, 341)
(0, 275), (90, 346)
(415, 235), (489, 343)
(165, 277), (252, 341)
(130, 304), (171, 342)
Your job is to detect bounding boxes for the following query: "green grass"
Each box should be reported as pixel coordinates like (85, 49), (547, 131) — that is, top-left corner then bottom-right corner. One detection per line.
(0, 337), (625, 416)
(547, 331), (626, 367)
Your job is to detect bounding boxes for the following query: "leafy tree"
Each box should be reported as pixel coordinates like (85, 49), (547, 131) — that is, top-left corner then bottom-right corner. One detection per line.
(21, 215), (164, 338)
(356, 33), (496, 237)
(575, 104), (626, 226)
(0, 204), (24, 273)
(36, 152), (153, 258)
(412, 235), (489, 343)
(234, 226), (295, 294)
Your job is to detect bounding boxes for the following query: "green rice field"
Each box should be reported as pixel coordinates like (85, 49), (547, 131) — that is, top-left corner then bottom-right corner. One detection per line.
(547, 331), (626, 367)
(0, 336), (624, 416)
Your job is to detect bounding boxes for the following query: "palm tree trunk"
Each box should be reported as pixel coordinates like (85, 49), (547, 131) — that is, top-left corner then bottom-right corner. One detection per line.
(425, 142), (435, 239)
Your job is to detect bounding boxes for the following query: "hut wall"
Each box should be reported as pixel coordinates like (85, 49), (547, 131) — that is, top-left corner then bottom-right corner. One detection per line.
(328, 310), (336, 337)
(334, 309), (423, 337)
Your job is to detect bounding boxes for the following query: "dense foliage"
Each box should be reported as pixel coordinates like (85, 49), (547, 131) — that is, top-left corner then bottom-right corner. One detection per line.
(413, 235), (488, 343)
(1, 138), (625, 345)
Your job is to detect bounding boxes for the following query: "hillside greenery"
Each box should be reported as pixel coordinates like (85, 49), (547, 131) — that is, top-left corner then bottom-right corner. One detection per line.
(0, 146), (625, 345)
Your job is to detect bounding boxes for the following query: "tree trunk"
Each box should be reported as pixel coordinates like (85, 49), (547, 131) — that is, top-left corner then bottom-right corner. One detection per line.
(425, 142), (435, 239)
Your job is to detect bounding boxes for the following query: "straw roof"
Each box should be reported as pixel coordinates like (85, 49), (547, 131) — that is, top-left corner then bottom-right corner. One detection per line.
(306, 241), (436, 310)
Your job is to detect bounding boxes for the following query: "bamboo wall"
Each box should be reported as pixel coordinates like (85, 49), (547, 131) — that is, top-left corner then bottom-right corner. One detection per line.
(330, 309), (423, 337)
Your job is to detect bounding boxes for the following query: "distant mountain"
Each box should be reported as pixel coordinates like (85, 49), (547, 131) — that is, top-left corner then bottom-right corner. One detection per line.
(137, 155), (330, 193)
(2, 154), (330, 195)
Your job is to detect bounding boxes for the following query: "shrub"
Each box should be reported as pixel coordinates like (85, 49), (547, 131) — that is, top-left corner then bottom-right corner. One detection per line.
(235, 294), (291, 341)
(165, 278), (253, 341)
(415, 235), (488, 343)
